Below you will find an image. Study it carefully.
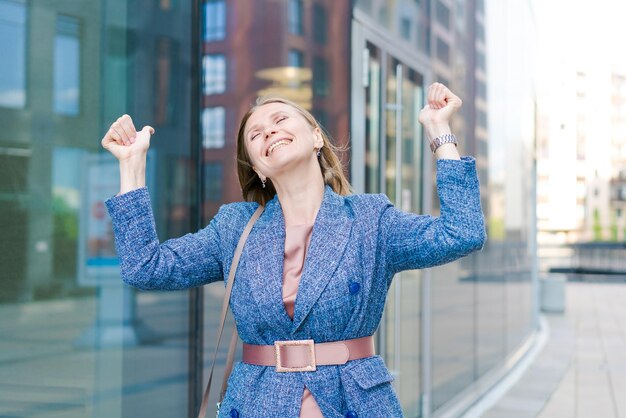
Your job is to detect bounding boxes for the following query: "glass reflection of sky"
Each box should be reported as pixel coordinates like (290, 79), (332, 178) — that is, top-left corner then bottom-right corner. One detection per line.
(0, 0), (26, 108)
(54, 16), (80, 116)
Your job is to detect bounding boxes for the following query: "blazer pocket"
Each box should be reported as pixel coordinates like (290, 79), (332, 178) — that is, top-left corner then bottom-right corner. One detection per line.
(340, 356), (402, 417)
(343, 355), (395, 389)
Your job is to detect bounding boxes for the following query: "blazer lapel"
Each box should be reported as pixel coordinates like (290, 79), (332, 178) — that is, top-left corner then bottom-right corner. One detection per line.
(242, 195), (294, 336)
(291, 186), (353, 332)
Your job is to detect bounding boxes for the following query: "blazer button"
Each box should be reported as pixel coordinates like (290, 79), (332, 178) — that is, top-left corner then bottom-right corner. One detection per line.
(345, 411), (358, 418)
(229, 408), (239, 418)
(348, 281), (361, 295)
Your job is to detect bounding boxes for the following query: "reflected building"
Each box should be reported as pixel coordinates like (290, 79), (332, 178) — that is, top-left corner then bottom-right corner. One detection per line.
(200, 0), (350, 219)
(0, 1), (538, 418)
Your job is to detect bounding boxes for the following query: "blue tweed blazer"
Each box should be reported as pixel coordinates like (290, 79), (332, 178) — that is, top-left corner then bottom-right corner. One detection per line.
(105, 157), (486, 417)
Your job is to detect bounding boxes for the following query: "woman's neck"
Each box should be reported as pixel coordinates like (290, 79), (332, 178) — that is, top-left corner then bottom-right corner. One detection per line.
(273, 174), (325, 227)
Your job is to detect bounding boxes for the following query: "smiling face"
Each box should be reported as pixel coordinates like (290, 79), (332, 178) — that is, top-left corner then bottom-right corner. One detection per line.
(243, 102), (324, 181)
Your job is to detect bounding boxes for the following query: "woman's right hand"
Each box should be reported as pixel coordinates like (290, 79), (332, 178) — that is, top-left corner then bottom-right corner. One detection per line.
(101, 114), (154, 161)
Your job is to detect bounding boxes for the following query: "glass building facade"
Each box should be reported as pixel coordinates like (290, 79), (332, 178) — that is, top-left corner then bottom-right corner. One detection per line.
(0, 1), (537, 417)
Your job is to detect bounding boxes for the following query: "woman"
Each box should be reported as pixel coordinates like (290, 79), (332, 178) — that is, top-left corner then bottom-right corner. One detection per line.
(101, 83), (486, 417)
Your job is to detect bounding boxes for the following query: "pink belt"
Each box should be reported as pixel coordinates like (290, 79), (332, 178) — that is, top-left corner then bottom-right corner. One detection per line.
(242, 336), (375, 372)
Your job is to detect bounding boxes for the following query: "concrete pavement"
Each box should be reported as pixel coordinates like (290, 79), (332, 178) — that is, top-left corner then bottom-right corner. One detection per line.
(483, 281), (626, 418)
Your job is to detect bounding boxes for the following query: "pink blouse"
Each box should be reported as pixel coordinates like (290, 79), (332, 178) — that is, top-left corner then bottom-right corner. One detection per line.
(283, 224), (324, 418)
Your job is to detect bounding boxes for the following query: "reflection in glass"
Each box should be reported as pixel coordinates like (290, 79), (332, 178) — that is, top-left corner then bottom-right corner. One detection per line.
(312, 4), (327, 44)
(288, 0), (304, 35)
(202, 107), (225, 149)
(155, 37), (179, 125)
(365, 43), (381, 194)
(0, 0), (26, 109)
(54, 15), (80, 116)
(312, 57), (329, 97)
(204, 162), (223, 202)
(436, 37), (450, 65)
(203, 54), (226, 95)
(204, 0), (226, 41)
(288, 49), (304, 67)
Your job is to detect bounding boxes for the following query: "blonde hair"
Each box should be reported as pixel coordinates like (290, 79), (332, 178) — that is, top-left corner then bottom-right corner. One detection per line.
(236, 97), (351, 205)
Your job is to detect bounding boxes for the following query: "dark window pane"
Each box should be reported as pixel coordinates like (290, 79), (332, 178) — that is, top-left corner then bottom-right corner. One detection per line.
(154, 36), (180, 125)
(313, 4), (327, 44)
(400, 17), (411, 40)
(436, 1), (450, 29)
(313, 56), (329, 97)
(204, 162), (223, 201)
(436, 37), (450, 65)
(288, 49), (304, 67)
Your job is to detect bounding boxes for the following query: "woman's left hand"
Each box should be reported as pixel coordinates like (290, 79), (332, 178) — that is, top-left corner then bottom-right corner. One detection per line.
(418, 83), (462, 140)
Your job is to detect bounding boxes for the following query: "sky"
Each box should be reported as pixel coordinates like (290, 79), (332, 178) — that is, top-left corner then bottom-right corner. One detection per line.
(535, 0), (626, 74)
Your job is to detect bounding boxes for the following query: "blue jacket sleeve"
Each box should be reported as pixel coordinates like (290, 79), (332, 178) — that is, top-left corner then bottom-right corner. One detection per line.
(379, 156), (487, 275)
(104, 187), (223, 290)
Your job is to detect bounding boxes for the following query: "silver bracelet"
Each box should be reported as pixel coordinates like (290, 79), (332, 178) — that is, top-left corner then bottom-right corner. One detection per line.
(430, 133), (458, 153)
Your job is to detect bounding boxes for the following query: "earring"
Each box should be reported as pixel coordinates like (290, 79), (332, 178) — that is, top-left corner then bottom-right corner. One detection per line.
(316, 148), (321, 157)
(261, 178), (266, 188)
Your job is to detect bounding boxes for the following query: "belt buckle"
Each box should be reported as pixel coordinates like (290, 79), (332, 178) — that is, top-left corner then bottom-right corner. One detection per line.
(274, 339), (316, 372)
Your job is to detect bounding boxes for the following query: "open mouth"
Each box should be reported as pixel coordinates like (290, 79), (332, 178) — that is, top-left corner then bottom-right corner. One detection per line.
(266, 138), (292, 156)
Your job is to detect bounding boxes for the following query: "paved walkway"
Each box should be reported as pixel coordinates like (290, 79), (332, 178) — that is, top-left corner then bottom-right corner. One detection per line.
(483, 281), (626, 418)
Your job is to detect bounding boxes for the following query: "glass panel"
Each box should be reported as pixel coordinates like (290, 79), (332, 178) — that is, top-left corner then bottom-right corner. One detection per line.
(54, 15), (80, 116)
(202, 107), (225, 149)
(288, 49), (304, 67)
(203, 54), (226, 95)
(288, 0), (304, 35)
(370, 51), (425, 417)
(396, 67), (424, 417)
(312, 4), (327, 44)
(354, 0), (430, 54)
(0, 0), (27, 109)
(0, 1), (193, 416)
(204, 0), (226, 41)
(385, 59), (399, 202)
(365, 42), (381, 194)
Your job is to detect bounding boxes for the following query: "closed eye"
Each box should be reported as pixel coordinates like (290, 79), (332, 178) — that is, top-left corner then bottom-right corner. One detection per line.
(250, 132), (260, 141)
(276, 116), (287, 123)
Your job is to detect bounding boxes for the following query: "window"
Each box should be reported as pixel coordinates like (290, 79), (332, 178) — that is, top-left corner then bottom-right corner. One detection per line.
(477, 108), (487, 128)
(202, 54), (226, 94)
(288, 0), (304, 35)
(477, 79), (487, 100)
(436, 37), (450, 65)
(204, 162), (223, 201)
(204, 0), (226, 41)
(477, 0), (484, 14)
(313, 4), (327, 44)
(202, 107), (225, 148)
(476, 24), (485, 43)
(313, 57), (329, 97)
(436, 1), (450, 29)
(400, 18), (411, 40)
(0, 0), (26, 109)
(477, 50), (486, 72)
(154, 37), (179, 125)
(54, 15), (81, 116)
(288, 49), (304, 68)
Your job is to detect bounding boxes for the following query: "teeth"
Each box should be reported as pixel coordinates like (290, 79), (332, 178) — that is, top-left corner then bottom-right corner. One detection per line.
(267, 140), (291, 156)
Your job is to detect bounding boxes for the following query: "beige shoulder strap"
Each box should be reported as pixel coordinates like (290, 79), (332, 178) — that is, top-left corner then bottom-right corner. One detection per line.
(197, 205), (264, 418)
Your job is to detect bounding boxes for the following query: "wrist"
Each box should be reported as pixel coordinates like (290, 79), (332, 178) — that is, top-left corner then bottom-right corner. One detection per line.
(425, 124), (452, 142)
(119, 159), (146, 194)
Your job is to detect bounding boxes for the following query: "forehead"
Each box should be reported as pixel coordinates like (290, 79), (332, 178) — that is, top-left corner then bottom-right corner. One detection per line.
(245, 102), (301, 131)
